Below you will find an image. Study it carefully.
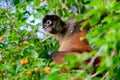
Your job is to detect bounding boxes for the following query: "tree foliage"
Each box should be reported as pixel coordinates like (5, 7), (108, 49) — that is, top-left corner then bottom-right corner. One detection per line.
(0, 0), (120, 80)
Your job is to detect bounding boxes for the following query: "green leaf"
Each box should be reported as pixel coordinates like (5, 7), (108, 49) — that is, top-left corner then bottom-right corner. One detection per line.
(47, 0), (58, 10)
(1, 64), (15, 75)
(106, 57), (112, 67)
(34, 13), (41, 18)
(13, 0), (20, 5)
(57, 9), (63, 16)
(34, 0), (40, 7)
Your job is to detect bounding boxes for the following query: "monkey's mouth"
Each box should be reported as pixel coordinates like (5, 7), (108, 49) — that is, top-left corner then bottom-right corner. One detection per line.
(44, 27), (57, 34)
(46, 28), (58, 34)
(46, 27), (52, 32)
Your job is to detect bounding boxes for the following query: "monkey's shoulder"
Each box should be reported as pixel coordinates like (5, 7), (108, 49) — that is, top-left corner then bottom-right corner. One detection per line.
(64, 25), (80, 37)
(65, 19), (85, 36)
(59, 31), (92, 52)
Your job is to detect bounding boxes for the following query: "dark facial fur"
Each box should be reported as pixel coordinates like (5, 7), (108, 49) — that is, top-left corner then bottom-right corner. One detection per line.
(42, 15), (66, 34)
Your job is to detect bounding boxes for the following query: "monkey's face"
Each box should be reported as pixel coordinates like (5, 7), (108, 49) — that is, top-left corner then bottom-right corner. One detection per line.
(42, 15), (63, 34)
(43, 19), (57, 34)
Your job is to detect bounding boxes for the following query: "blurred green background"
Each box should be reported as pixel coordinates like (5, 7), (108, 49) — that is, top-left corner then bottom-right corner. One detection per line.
(0, 0), (120, 80)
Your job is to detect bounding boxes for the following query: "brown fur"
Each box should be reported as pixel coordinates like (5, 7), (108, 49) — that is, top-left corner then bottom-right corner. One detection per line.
(59, 31), (92, 52)
(43, 15), (100, 66)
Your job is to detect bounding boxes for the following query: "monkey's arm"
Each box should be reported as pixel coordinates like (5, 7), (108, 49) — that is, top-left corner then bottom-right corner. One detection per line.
(55, 33), (64, 43)
(65, 19), (90, 36)
(50, 51), (78, 64)
(51, 51), (101, 68)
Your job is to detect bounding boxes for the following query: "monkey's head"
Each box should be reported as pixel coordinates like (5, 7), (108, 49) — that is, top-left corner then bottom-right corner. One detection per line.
(42, 15), (65, 34)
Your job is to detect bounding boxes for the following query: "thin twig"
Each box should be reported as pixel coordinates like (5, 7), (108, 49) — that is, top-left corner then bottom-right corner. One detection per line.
(5, 8), (24, 39)
(39, 30), (46, 35)
(87, 54), (98, 66)
(41, 34), (54, 43)
(75, 0), (81, 14)
(88, 46), (104, 66)
(91, 72), (99, 78)
(5, 13), (15, 27)
(60, 2), (72, 13)
(101, 72), (109, 80)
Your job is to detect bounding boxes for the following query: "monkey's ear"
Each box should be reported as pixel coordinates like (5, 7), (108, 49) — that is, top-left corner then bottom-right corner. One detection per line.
(43, 15), (49, 23)
(44, 15), (49, 18)
(52, 15), (61, 19)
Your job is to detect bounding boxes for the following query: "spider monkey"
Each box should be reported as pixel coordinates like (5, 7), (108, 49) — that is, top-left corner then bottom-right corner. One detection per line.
(42, 15), (100, 68)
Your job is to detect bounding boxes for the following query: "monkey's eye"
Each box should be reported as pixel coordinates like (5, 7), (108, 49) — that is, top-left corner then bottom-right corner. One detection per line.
(46, 20), (52, 24)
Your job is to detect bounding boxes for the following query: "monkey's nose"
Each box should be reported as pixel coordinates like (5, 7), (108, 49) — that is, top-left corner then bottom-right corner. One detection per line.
(43, 24), (46, 27)
(44, 24), (49, 28)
